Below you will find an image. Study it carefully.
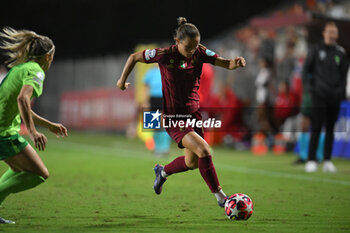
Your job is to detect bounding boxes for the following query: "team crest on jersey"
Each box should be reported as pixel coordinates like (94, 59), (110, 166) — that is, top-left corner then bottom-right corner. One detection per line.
(33, 72), (44, 86)
(179, 60), (187, 69)
(335, 55), (340, 66)
(205, 49), (216, 57)
(145, 49), (156, 61)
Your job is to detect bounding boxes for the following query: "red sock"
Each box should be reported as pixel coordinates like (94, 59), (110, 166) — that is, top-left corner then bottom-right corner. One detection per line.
(164, 156), (189, 175)
(198, 155), (221, 193)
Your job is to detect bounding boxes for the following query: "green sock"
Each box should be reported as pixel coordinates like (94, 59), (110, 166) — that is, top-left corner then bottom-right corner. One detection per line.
(0, 168), (18, 184)
(0, 172), (45, 205)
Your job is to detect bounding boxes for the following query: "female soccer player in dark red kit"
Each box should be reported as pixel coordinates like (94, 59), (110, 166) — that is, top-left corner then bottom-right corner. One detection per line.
(117, 17), (246, 207)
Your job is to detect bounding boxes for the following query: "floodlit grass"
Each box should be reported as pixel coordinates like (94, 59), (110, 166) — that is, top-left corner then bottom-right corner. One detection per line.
(1, 130), (350, 233)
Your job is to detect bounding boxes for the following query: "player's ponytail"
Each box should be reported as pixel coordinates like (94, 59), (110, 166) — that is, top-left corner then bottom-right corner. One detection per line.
(174, 17), (200, 41)
(0, 27), (55, 68)
(177, 17), (187, 26)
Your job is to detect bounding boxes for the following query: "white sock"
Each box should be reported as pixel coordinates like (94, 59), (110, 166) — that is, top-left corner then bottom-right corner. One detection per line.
(214, 189), (226, 203)
(161, 169), (168, 178)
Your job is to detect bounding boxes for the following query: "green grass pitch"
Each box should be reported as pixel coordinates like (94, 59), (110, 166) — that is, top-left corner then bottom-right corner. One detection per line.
(1, 130), (350, 233)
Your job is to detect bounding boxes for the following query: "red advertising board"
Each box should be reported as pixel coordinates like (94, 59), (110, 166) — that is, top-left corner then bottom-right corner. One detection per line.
(60, 88), (136, 130)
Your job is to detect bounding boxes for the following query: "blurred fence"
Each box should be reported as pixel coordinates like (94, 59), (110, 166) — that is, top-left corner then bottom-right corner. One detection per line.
(60, 88), (136, 131)
(34, 55), (131, 124)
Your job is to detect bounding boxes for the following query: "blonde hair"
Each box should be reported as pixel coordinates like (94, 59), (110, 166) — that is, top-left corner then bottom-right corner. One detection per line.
(0, 27), (55, 68)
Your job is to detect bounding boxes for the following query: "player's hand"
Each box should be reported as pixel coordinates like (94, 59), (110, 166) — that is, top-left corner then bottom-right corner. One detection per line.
(236, 56), (246, 68)
(49, 123), (68, 138)
(230, 56), (246, 69)
(117, 79), (130, 90)
(29, 130), (47, 151)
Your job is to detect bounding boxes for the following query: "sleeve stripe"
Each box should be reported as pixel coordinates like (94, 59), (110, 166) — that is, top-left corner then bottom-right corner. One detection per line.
(142, 50), (147, 62)
(144, 49), (150, 61)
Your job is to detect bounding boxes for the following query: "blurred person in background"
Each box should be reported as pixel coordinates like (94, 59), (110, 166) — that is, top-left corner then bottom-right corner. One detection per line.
(326, 0), (348, 19)
(0, 27), (67, 224)
(143, 66), (171, 156)
(274, 80), (298, 131)
(274, 37), (300, 153)
(198, 63), (215, 144)
(253, 56), (277, 154)
(117, 17), (246, 208)
(277, 40), (296, 86)
(272, 80), (299, 154)
(198, 63), (215, 107)
(295, 58), (325, 164)
(205, 81), (246, 147)
(304, 22), (349, 173)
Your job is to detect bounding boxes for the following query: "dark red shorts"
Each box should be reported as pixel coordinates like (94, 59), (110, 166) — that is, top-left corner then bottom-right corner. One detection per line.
(164, 110), (204, 148)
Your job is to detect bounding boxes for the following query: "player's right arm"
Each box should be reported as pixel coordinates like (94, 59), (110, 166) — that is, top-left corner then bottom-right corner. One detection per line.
(17, 85), (47, 151)
(117, 51), (145, 90)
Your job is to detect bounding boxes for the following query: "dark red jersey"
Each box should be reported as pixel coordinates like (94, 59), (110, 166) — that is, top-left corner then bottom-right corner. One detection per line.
(142, 45), (218, 114)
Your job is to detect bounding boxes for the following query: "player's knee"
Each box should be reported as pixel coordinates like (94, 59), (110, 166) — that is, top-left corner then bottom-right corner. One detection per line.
(198, 145), (211, 158)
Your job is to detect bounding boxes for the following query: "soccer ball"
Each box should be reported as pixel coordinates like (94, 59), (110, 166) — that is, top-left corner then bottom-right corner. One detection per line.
(224, 193), (253, 220)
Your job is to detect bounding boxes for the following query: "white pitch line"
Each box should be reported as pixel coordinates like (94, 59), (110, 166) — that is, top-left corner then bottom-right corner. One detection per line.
(217, 164), (350, 186)
(50, 140), (350, 187)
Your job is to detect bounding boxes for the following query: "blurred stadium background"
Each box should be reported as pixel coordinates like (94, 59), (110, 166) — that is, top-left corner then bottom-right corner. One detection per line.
(1, 0), (350, 232)
(1, 0), (350, 142)
(2, 1), (350, 152)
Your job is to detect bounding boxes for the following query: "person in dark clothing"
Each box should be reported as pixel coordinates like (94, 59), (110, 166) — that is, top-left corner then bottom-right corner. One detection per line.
(304, 22), (349, 173)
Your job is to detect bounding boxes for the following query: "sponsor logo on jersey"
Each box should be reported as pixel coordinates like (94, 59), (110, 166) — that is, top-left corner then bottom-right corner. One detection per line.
(145, 49), (156, 61)
(205, 49), (216, 57)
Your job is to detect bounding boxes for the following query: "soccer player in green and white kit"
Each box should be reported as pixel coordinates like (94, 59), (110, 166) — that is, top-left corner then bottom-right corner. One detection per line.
(0, 27), (67, 224)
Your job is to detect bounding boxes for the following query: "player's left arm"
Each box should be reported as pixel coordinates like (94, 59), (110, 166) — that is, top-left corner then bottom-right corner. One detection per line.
(214, 56), (246, 70)
(31, 111), (68, 138)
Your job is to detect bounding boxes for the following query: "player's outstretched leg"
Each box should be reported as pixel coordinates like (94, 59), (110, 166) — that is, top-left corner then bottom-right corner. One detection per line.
(182, 132), (227, 207)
